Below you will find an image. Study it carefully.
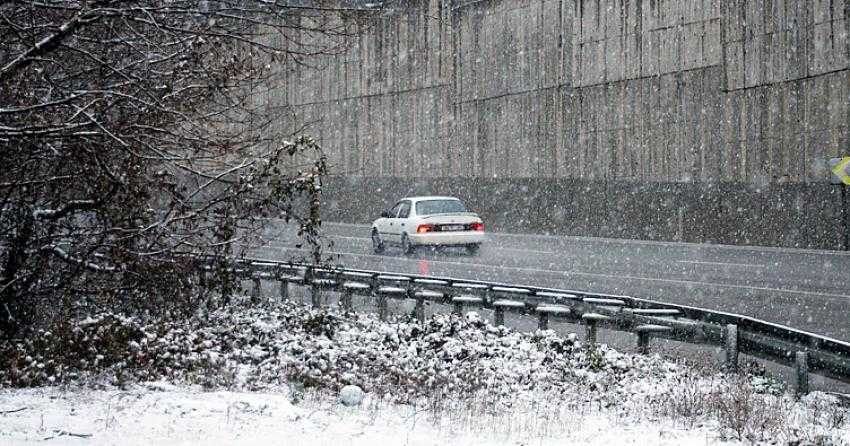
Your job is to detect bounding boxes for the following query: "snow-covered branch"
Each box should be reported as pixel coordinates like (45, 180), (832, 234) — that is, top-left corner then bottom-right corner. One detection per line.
(0, 6), (101, 81)
(31, 200), (97, 221)
(42, 245), (117, 273)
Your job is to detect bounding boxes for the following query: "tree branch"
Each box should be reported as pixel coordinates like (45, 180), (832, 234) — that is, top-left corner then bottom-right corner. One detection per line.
(0, 6), (102, 81)
(42, 245), (116, 273)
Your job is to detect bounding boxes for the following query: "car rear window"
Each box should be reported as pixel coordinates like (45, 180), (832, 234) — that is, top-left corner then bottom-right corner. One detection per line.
(415, 199), (467, 215)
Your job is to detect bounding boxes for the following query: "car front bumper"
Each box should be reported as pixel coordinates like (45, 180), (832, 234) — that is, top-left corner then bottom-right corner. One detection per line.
(408, 232), (485, 246)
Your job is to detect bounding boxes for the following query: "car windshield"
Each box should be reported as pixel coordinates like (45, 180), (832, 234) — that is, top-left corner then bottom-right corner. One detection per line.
(415, 199), (467, 215)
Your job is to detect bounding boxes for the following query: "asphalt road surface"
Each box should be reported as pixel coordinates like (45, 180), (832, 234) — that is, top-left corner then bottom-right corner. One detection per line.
(251, 220), (850, 343)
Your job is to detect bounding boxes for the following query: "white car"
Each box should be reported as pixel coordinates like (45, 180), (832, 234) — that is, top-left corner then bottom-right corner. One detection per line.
(370, 196), (485, 255)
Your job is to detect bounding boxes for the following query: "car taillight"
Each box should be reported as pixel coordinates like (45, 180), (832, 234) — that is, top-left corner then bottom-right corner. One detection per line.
(417, 224), (435, 233)
(469, 222), (484, 232)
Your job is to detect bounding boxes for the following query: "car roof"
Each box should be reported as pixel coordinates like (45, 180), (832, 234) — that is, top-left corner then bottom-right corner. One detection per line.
(400, 196), (461, 203)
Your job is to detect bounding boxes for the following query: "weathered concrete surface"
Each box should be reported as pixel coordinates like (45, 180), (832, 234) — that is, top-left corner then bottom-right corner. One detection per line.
(272, 0), (850, 249)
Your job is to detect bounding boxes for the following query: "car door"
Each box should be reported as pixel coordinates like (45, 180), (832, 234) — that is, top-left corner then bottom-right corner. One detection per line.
(378, 201), (403, 239)
(393, 200), (412, 243)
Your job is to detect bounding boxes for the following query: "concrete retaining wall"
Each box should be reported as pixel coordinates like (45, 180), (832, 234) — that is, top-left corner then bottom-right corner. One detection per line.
(269, 0), (850, 249)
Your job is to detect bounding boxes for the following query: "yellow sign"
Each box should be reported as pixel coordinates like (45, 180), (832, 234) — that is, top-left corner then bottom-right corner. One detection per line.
(833, 157), (850, 186)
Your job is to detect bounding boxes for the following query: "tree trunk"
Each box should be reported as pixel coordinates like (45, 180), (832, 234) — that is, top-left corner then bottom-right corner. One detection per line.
(0, 210), (34, 338)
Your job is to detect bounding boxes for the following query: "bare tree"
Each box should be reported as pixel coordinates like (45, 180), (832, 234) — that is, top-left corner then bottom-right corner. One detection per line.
(0, 1), (374, 337)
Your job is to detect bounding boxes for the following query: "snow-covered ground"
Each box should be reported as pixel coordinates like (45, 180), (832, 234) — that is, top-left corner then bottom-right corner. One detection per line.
(0, 385), (751, 445)
(1, 303), (848, 445)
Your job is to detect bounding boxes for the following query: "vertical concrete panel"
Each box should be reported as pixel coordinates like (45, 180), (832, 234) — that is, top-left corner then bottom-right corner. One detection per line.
(590, 85), (603, 177)
(501, 97), (514, 176)
(367, 96), (379, 176)
(623, 31), (639, 78)
(541, 0), (558, 88)
(397, 13), (409, 92)
(515, 94), (527, 177)
(515, 2), (530, 85)
(409, 12), (421, 91)
(441, 1), (454, 82)
(359, 98), (370, 175)
(457, 15), (469, 101)
(606, 34), (626, 81)
(496, 97), (508, 178)
(808, 76), (830, 181)
(763, 85), (781, 176)
(754, 88), (770, 182)
(631, 77), (646, 179)
(571, 3), (582, 84)
(411, 90), (423, 177)
(786, 80), (806, 180)
(641, 29), (660, 76)
(682, 22), (699, 70)
(528, 5), (540, 90)
(561, 87), (578, 177)
(461, 102), (476, 177)
(544, 87), (557, 178)
(409, 11), (420, 90)
(525, 93), (538, 177)
(679, 72), (695, 181)
(489, 9), (501, 97)
(831, 72), (850, 152)
(474, 100), (486, 177)
(706, 69), (724, 181)
(621, 81), (636, 178)
(561, 0), (574, 85)
(720, 92), (736, 181)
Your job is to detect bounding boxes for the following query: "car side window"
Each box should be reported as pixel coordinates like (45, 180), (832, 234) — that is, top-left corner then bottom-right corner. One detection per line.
(397, 201), (411, 218)
(388, 202), (403, 218)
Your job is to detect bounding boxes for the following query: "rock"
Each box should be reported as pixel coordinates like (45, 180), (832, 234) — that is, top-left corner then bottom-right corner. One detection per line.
(339, 385), (364, 407)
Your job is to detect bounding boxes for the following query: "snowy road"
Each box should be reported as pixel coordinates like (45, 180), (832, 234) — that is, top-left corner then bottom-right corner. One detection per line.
(252, 221), (850, 342)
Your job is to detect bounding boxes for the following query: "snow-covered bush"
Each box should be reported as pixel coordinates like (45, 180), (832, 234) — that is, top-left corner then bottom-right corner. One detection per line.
(0, 302), (652, 401)
(1, 300), (847, 444)
(0, 313), (147, 386)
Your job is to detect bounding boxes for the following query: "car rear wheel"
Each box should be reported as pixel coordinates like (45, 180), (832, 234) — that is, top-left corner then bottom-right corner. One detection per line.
(401, 234), (415, 255)
(371, 230), (384, 254)
(465, 243), (480, 256)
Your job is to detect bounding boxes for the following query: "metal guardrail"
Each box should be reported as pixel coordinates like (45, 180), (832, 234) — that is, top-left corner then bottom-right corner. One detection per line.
(196, 255), (850, 394)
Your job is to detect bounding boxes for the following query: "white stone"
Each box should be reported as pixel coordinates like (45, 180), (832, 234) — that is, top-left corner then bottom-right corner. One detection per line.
(339, 385), (364, 407)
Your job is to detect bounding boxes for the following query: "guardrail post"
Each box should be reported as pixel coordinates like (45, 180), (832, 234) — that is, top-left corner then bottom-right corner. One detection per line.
(341, 289), (353, 312)
(377, 293), (388, 321)
(637, 332), (650, 354)
(795, 351), (809, 396)
(279, 278), (289, 302)
(538, 312), (549, 330)
(494, 307), (505, 326)
(310, 281), (321, 309)
(250, 274), (261, 304)
(452, 299), (463, 315)
(414, 297), (425, 322)
(586, 321), (598, 346)
(724, 324), (739, 372)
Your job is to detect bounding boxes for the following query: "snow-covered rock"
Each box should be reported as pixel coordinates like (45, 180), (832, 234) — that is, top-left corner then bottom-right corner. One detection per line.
(339, 384), (365, 406)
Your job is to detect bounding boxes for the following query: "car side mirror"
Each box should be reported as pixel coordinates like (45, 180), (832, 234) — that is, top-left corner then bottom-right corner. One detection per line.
(381, 210), (390, 218)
